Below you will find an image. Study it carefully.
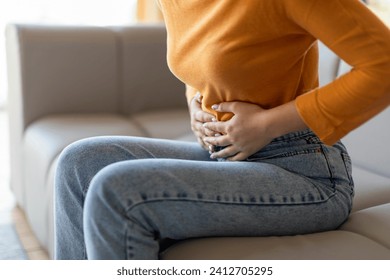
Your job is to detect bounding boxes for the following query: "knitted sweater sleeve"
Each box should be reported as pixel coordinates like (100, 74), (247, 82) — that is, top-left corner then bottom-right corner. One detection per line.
(287, 0), (390, 144)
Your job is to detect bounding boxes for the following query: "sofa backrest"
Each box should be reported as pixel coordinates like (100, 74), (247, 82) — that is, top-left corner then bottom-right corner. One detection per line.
(6, 24), (186, 131)
(6, 24), (121, 129)
(118, 25), (186, 115)
(318, 41), (340, 87)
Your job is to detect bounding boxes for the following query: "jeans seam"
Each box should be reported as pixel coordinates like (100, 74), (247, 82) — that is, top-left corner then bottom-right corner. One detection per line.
(247, 146), (322, 161)
(340, 152), (354, 186)
(124, 194), (337, 214)
(270, 128), (313, 143)
(125, 223), (135, 259)
(320, 144), (337, 188)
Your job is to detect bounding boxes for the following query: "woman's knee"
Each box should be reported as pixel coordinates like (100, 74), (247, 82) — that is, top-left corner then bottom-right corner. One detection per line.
(85, 160), (169, 214)
(55, 137), (125, 196)
(58, 137), (129, 177)
(57, 138), (90, 172)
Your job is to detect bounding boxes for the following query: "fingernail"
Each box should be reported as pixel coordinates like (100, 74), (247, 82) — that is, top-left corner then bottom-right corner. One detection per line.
(211, 104), (219, 110)
(211, 117), (217, 122)
(215, 133), (222, 137)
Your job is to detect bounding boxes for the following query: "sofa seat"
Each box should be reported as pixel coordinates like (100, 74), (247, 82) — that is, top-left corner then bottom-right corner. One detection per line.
(342, 204), (390, 249)
(24, 110), (390, 259)
(162, 228), (390, 260)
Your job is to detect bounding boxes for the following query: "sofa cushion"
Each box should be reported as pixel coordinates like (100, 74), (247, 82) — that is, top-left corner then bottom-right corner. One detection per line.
(23, 114), (146, 173)
(341, 203), (390, 250)
(162, 231), (390, 260)
(131, 109), (191, 139)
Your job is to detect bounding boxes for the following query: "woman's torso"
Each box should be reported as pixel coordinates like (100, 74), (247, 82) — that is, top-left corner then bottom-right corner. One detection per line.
(159, 0), (318, 120)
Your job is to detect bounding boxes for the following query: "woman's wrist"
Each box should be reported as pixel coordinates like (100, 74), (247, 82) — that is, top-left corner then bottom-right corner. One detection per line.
(185, 85), (199, 106)
(263, 100), (308, 139)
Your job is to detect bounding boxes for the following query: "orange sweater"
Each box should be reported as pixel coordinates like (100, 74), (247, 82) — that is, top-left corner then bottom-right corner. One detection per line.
(158, 0), (390, 144)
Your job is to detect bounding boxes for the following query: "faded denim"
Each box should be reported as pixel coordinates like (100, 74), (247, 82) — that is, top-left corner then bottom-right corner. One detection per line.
(54, 129), (354, 259)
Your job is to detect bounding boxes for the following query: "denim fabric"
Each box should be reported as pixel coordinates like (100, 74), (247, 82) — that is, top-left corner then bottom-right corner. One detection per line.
(54, 129), (354, 259)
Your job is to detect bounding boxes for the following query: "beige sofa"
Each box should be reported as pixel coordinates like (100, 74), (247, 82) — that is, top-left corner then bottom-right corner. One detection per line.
(6, 23), (390, 259)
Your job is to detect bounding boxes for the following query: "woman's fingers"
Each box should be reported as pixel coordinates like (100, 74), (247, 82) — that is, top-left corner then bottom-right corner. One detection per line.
(193, 121), (215, 137)
(203, 134), (247, 160)
(195, 109), (215, 123)
(203, 120), (229, 134)
(203, 134), (231, 148)
(208, 145), (239, 160)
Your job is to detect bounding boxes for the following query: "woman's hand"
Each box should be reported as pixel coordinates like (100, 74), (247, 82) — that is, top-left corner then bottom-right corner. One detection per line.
(203, 100), (308, 161)
(203, 101), (274, 161)
(189, 92), (216, 150)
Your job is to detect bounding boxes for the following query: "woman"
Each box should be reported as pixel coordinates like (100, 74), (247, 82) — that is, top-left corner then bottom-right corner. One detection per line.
(55, 0), (390, 259)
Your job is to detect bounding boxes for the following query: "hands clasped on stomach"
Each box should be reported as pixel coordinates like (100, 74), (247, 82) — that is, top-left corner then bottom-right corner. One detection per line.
(190, 92), (274, 161)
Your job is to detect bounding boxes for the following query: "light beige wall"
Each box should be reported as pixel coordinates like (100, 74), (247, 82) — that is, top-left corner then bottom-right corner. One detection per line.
(137, 0), (164, 22)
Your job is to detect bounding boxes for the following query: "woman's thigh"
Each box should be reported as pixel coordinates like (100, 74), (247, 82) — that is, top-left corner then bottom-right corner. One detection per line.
(88, 157), (350, 236)
(81, 130), (354, 259)
(56, 136), (212, 194)
(83, 151), (352, 259)
(60, 135), (211, 163)
(83, 130), (354, 237)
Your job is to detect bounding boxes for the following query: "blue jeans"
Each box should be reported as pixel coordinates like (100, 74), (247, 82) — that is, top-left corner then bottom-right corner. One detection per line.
(54, 129), (354, 259)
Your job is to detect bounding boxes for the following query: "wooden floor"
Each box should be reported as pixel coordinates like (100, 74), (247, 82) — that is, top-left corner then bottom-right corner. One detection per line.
(12, 207), (49, 260)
